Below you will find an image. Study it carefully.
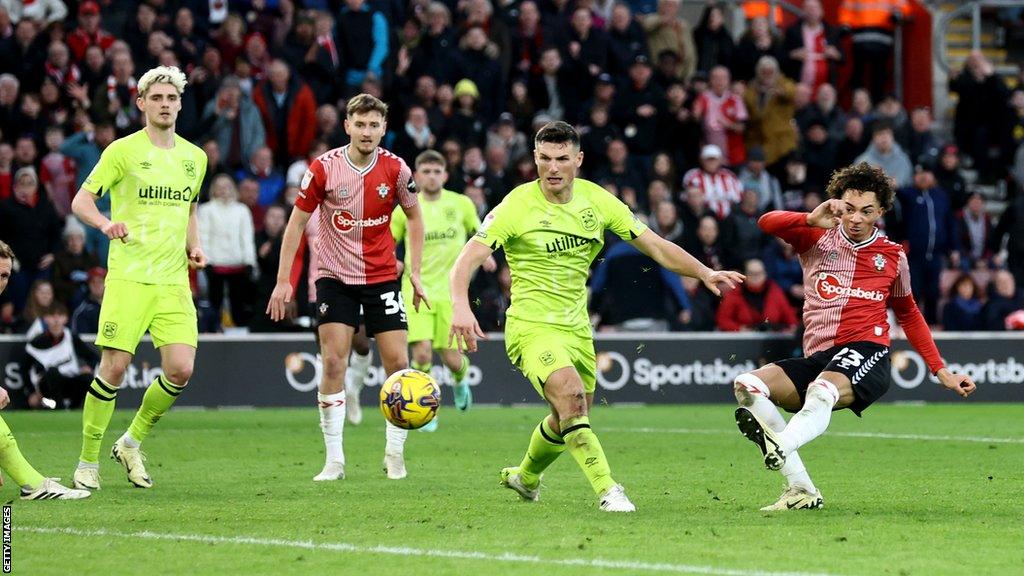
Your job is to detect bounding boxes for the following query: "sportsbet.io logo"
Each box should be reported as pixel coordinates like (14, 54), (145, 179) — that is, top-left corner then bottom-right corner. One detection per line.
(331, 210), (389, 233)
(814, 273), (885, 302)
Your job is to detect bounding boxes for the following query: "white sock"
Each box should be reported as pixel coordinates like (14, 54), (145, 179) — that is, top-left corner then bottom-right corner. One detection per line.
(317, 391), (346, 464)
(77, 461), (98, 470)
(779, 379), (840, 455)
(735, 374), (816, 493)
(385, 420), (407, 455)
(346, 350), (372, 394)
(119, 433), (140, 449)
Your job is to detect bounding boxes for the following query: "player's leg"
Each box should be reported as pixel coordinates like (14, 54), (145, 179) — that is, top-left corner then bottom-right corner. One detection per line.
(375, 329), (412, 479)
(315, 322), (355, 481)
(733, 364), (822, 510)
(344, 324), (372, 425)
(75, 279), (149, 489)
(409, 339), (439, 432)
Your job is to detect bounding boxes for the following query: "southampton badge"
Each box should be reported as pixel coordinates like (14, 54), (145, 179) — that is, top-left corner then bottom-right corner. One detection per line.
(579, 208), (597, 232)
(377, 183), (390, 199)
(873, 254), (886, 271)
(183, 160), (196, 179)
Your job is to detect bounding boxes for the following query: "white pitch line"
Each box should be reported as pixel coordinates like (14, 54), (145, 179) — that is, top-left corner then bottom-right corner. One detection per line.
(20, 526), (836, 576)
(607, 427), (1024, 445)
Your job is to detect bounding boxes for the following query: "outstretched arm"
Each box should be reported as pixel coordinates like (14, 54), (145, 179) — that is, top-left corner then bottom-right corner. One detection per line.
(890, 296), (976, 398)
(629, 229), (744, 296)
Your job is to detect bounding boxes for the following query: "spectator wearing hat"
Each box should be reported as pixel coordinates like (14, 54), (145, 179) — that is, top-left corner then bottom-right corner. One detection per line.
(71, 266), (105, 335)
(893, 161), (960, 324)
(67, 1), (116, 63)
(694, 65), (747, 167)
(337, 0), (390, 95)
(252, 59), (318, 168)
(448, 78), (486, 147)
(0, 167), (62, 314)
(641, 0), (696, 82)
(607, 3), (649, 77)
(682, 144), (743, 219)
(855, 120), (913, 188)
(738, 146), (782, 212)
(612, 53), (665, 158)
(581, 72), (616, 119)
(51, 220), (98, 310)
(743, 55), (796, 173)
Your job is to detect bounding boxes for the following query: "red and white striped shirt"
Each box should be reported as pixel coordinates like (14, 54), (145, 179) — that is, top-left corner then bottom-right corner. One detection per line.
(295, 146), (416, 285)
(759, 211), (944, 373)
(682, 167), (743, 219)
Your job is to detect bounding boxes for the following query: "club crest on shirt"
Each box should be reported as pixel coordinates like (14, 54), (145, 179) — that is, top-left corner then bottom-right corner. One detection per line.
(337, 186), (350, 198)
(445, 207), (457, 221)
(827, 250), (839, 262)
(873, 254), (886, 271)
(377, 183), (390, 199)
(183, 160), (196, 179)
(579, 208), (597, 232)
(319, 303), (328, 316)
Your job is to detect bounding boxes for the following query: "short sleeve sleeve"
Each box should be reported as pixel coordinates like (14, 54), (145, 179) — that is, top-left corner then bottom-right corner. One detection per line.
(82, 141), (124, 198)
(596, 188), (647, 241)
(395, 159), (417, 209)
(471, 198), (516, 250)
(891, 249), (912, 297)
(294, 158), (327, 213)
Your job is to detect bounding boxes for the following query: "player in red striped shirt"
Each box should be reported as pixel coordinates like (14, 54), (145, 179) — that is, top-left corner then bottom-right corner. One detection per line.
(267, 94), (428, 482)
(734, 162), (976, 511)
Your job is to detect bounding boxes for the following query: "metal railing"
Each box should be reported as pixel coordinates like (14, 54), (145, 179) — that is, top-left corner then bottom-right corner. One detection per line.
(932, 0), (1021, 74)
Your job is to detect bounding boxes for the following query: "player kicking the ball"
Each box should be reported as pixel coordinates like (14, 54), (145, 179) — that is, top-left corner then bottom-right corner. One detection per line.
(734, 162), (976, 511)
(391, 150), (496, 431)
(71, 65), (208, 490)
(268, 94), (427, 482)
(449, 122), (743, 512)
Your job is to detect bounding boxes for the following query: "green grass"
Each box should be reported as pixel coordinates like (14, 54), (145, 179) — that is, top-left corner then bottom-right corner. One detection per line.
(5, 404), (1024, 575)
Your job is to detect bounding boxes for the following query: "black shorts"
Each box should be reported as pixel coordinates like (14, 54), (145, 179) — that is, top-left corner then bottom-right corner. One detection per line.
(775, 341), (891, 416)
(315, 278), (407, 336)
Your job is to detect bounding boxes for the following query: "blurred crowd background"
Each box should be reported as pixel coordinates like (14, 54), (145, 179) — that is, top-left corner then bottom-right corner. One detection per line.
(2, 0), (1024, 342)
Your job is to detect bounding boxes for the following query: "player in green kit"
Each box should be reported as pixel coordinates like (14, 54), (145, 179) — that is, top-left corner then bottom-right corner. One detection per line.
(391, 151), (496, 431)
(449, 122), (744, 512)
(70, 66), (208, 490)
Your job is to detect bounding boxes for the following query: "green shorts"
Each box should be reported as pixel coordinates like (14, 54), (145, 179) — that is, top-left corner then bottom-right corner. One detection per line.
(407, 298), (454, 350)
(504, 317), (596, 399)
(96, 278), (198, 354)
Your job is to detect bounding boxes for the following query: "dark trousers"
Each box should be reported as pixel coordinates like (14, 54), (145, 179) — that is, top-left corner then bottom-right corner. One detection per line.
(206, 268), (255, 329)
(38, 369), (91, 409)
(909, 254), (944, 324)
(851, 40), (893, 103)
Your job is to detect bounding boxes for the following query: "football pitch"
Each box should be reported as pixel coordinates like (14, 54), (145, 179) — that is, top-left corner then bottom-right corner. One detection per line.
(7, 404), (1023, 575)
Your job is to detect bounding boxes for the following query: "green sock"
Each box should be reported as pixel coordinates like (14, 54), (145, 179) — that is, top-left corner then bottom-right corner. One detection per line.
(518, 417), (565, 488)
(412, 360), (432, 373)
(561, 416), (616, 496)
(452, 355), (469, 384)
(126, 375), (185, 444)
(0, 415), (45, 489)
(80, 377), (119, 464)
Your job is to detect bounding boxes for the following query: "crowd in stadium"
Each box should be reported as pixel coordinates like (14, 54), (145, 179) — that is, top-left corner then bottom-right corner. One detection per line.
(1, 0), (1024, 338)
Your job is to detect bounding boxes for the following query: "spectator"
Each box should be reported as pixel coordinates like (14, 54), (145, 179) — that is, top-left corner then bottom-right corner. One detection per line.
(839, 0), (910, 102)
(590, 238), (691, 331)
(941, 274), (984, 331)
(694, 66), (747, 167)
(249, 204), (289, 332)
(0, 143), (11, 199)
(593, 139), (645, 207)
(564, 7), (608, 101)
(895, 162), (959, 324)
(612, 54), (664, 157)
(1005, 89), (1024, 158)
(37, 127), (76, 219)
(640, 0), (695, 82)
(448, 79), (486, 147)
(739, 146), (781, 212)
(957, 192), (994, 270)
(451, 145), (503, 205)
(855, 120), (912, 188)
(722, 189), (766, 265)
(874, 93), (909, 144)
(1, 0), (66, 26)
(236, 146), (284, 208)
(285, 140), (329, 190)
(0, 74), (18, 143)
(20, 304), (94, 409)
(315, 104), (346, 149)
(458, 25), (504, 122)
(462, 0), (512, 81)
(656, 81), (700, 169)
(67, 1), (115, 62)
(337, 0), (390, 96)
(204, 78), (266, 172)
(802, 119), (838, 193)
(905, 106), (939, 166)
(484, 144), (514, 192)
(0, 167), (61, 313)
(70, 266), (104, 335)
(949, 51), (1009, 182)
(679, 275), (717, 330)
(608, 3), (649, 77)
(0, 20), (46, 92)
(782, 0), (842, 93)
(800, 83), (846, 141)
(743, 56), (796, 173)
(43, 41), (81, 92)
(528, 45), (580, 123)
(835, 115), (868, 169)
(734, 17), (783, 82)
(21, 279), (55, 337)
(91, 51), (140, 133)
(212, 12), (246, 74)
(762, 236), (804, 304)
(60, 120), (114, 263)
(51, 221), (98, 309)
(199, 174), (257, 330)
(848, 87), (875, 124)
(982, 270), (1022, 330)
(486, 112), (529, 167)
(391, 105), (435, 165)
(691, 213), (732, 270)
(682, 144), (742, 219)
(253, 60), (318, 167)
(124, 2), (160, 60)
(934, 144), (969, 212)
(171, 7), (205, 69)
(991, 191), (1024, 290)
(716, 258), (796, 332)
(692, 2), (734, 74)
(652, 199), (684, 245)
(413, 2), (461, 85)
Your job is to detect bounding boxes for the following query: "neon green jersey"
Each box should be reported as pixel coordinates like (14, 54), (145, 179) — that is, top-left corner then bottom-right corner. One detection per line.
(392, 189), (480, 302)
(82, 130), (207, 286)
(472, 178), (647, 330)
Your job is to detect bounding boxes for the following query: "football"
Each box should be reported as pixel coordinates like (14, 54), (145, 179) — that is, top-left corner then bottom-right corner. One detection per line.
(379, 369), (441, 429)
